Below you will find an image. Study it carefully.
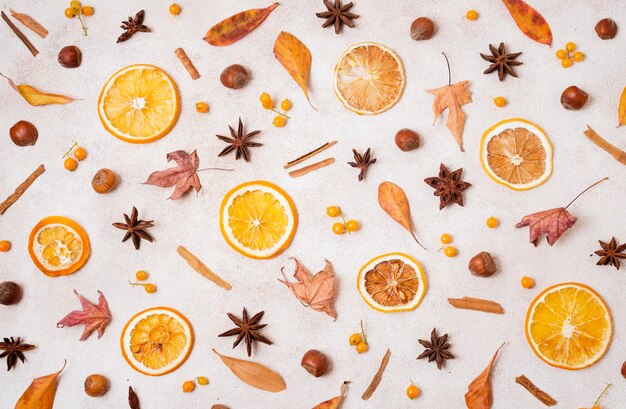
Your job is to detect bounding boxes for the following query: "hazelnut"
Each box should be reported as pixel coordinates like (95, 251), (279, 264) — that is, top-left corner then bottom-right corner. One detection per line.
(58, 45), (82, 68)
(622, 361), (626, 379)
(595, 18), (618, 40)
(410, 17), (436, 41)
(0, 281), (22, 305)
(395, 129), (420, 151)
(10, 121), (38, 146)
(211, 406), (230, 409)
(92, 169), (118, 194)
(560, 86), (588, 111)
(220, 64), (249, 89)
(468, 252), (497, 277)
(84, 374), (109, 397)
(301, 349), (330, 377)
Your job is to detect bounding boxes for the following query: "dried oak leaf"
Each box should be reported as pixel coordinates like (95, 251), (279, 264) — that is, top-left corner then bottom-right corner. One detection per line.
(144, 150), (201, 200)
(465, 345), (503, 409)
(278, 258), (337, 319)
(426, 80), (472, 151)
(57, 290), (111, 341)
(515, 207), (577, 246)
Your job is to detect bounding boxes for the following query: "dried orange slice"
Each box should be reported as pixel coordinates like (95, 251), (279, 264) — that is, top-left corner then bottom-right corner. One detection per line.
(480, 118), (553, 190)
(28, 216), (90, 277)
(357, 253), (427, 313)
(525, 283), (612, 370)
(334, 42), (405, 115)
(98, 64), (180, 144)
(220, 181), (297, 259)
(121, 307), (194, 376)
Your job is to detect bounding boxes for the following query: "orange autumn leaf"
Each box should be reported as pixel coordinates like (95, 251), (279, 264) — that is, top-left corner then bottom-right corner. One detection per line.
(1, 73), (74, 106)
(426, 80), (472, 151)
(278, 258), (337, 319)
(500, 0), (553, 46)
(618, 86), (626, 127)
(203, 3), (279, 46)
(465, 345), (503, 409)
(15, 361), (66, 409)
(273, 31), (316, 110)
(313, 381), (350, 409)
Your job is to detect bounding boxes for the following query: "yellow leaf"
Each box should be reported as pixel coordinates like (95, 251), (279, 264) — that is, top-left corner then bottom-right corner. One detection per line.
(618, 86), (626, 127)
(1, 73), (74, 106)
(15, 361), (66, 409)
(273, 31), (316, 110)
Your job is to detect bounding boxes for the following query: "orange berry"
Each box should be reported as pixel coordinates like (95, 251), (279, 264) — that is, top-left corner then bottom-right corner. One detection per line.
(565, 42), (576, 52)
(169, 3), (181, 15)
(466, 10), (479, 20)
(521, 276), (534, 289)
(561, 58), (573, 68)
(81, 6), (94, 16)
(326, 206), (340, 217)
(74, 147), (87, 161)
(356, 341), (368, 354)
(273, 116), (286, 127)
(346, 220), (360, 232)
(406, 384), (420, 399)
(64, 158), (78, 171)
(0, 240), (11, 252)
(182, 380), (195, 393)
(573, 51), (584, 62)
(332, 223), (345, 235)
(444, 246), (457, 257)
(144, 284), (156, 294)
(197, 376), (209, 386)
(259, 92), (272, 105)
(556, 49), (567, 59)
(195, 102), (208, 113)
(135, 270), (148, 281)
(440, 233), (452, 244)
(493, 97), (506, 107)
(349, 333), (361, 346)
(486, 216), (499, 228)
(64, 8), (75, 18)
(280, 99), (292, 111)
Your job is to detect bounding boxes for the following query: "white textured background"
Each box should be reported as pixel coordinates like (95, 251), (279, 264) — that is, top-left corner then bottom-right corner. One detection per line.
(1, 1), (625, 408)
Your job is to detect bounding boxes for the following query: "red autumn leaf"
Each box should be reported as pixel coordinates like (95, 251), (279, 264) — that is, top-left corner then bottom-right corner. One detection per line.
(57, 290), (111, 341)
(278, 258), (337, 320)
(516, 207), (577, 246)
(500, 0), (553, 46)
(144, 150), (201, 200)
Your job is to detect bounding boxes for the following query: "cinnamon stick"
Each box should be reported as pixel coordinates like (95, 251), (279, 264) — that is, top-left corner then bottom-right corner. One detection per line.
(0, 164), (45, 215)
(284, 141), (337, 169)
(9, 9), (48, 38)
(515, 375), (557, 406)
(362, 349), (391, 400)
(1, 11), (38, 56)
(174, 48), (200, 80)
(584, 125), (626, 165)
(176, 245), (231, 290)
(288, 158), (335, 178)
(448, 297), (504, 314)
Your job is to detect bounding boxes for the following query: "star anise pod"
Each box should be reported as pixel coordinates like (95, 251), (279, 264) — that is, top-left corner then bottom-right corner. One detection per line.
(112, 206), (154, 250)
(0, 337), (35, 371)
(218, 308), (272, 357)
(480, 42), (523, 81)
(316, 0), (359, 34)
(348, 148), (376, 181)
(217, 118), (262, 162)
(424, 163), (471, 209)
(595, 237), (626, 270)
(417, 328), (454, 370)
(117, 10), (151, 43)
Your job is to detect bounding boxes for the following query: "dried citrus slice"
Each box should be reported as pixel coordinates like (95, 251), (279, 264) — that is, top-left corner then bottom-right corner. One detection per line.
(28, 216), (90, 277)
(525, 282), (612, 370)
(357, 253), (427, 313)
(334, 42), (405, 115)
(480, 118), (553, 190)
(220, 181), (297, 259)
(121, 307), (194, 376)
(98, 64), (180, 144)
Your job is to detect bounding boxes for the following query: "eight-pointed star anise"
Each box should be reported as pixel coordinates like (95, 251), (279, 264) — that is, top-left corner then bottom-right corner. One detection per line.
(348, 147), (376, 181)
(112, 206), (154, 250)
(315, 0), (359, 34)
(117, 10), (151, 43)
(480, 42), (523, 81)
(0, 337), (35, 371)
(218, 308), (272, 357)
(595, 237), (626, 270)
(417, 328), (454, 370)
(217, 118), (262, 162)
(424, 163), (471, 209)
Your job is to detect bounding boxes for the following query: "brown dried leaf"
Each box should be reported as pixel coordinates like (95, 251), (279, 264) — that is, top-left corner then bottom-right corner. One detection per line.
(378, 182), (425, 249)
(1, 73), (74, 106)
(426, 80), (472, 151)
(144, 150), (202, 200)
(56, 290), (111, 341)
(279, 258), (337, 319)
(213, 349), (286, 392)
(465, 345), (503, 409)
(273, 31), (316, 110)
(313, 381), (349, 409)
(128, 386), (140, 409)
(15, 361), (66, 409)
(515, 207), (577, 246)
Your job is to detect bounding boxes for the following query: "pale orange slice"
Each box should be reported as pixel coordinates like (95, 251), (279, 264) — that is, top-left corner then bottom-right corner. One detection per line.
(334, 42), (405, 115)
(480, 118), (553, 190)
(28, 216), (90, 277)
(98, 64), (180, 144)
(357, 253), (427, 313)
(220, 181), (297, 259)
(121, 307), (194, 376)
(525, 282), (612, 370)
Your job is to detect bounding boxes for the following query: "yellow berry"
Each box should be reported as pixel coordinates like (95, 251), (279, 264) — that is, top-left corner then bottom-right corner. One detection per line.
(259, 92), (272, 105)
(70, 1), (81, 10)
(332, 223), (345, 235)
(349, 333), (361, 346)
(0, 240), (11, 252)
(356, 341), (368, 354)
(486, 216), (499, 228)
(273, 116), (286, 127)
(444, 246), (457, 257)
(493, 96), (506, 107)
(466, 10), (479, 20)
(555, 49), (567, 59)
(326, 206), (340, 217)
(169, 3), (181, 15)
(573, 51), (584, 62)
(195, 102), (209, 113)
(144, 284), (156, 294)
(81, 6), (94, 16)
(521, 276), (534, 289)
(440, 234), (452, 244)
(64, 158), (78, 171)
(561, 58), (573, 68)
(197, 376), (209, 386)
(135, 270), (148, 281)
(182, 380), (195, 393)
(565, 42), (576, 52)
(346, 220), (360, 232)
(73, 147), (87, 161)
(406, 384), (420, 399)
(280, 99), (292, 111)
(64, 8), (76, 18)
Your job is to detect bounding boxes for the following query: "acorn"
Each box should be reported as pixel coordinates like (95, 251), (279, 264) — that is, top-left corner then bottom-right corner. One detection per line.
(57, 45), (82, 68)
(0, 281), (22, 305)
(10, 121), (38, 146)
(84, 374), (109, 397)
(395, 129), (420, 151)
(92, 169), (118, 194)
(560, 86), (588, 111)
(301, 349), (330, 377)
(220, 64), (249, 89)
(410, 17), (436, 41)
(468, 252), (497, 277)
(595, 18), (618, 40)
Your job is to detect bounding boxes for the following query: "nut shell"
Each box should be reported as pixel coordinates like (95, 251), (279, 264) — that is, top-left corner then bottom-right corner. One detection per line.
(92, 169), (118, 194)
(595, 18), (618, 40)
(58, 45), (82, 68)
(301, 349), (330, 377)
(84, 374), (109, 397)
(10, 121), (38, 146)
(211, 406), (230, 409)
(560, 86), (588, 111)
(0, 281), (22, 305)
(395, 129), (421, 151)
(468, 252), (497, 277)
(410, 17), (436, 41)
(220, 64), (249, 89)
(622, 361), (626, 379)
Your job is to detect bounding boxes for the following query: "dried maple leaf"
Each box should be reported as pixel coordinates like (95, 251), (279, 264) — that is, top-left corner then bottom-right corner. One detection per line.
(465, 344), (504, 409)
(144, 150), (201, 200)
(57, 290), (111, 341)
(426, 54), (472, 151)
(278, 258), (337, 319)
